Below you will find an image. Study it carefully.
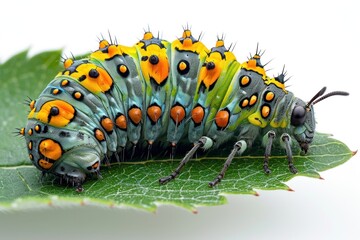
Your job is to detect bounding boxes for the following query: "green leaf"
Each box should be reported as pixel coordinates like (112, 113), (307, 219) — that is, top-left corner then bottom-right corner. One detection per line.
(0, 50), (354, 212)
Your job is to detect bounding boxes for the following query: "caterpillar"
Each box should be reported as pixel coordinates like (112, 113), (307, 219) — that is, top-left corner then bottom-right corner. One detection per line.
(20, 28), (348, 191)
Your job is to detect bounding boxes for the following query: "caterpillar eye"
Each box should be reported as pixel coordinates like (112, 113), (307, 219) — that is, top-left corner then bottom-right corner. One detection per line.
(291, 105), (306, 126)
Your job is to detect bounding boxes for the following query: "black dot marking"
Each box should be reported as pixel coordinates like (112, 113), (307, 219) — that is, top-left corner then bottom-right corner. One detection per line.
(206, 62), (215, 70)
(141, 56), (148, 61)
(87, 166), (92, 170)
(43, 125), (48, 133)
(78, 75), (86, 82)
(60, 166), (65, 171)
(149, 55), (159, 65)
(89, 69), (99, 78)
(77, 132), (84, 140)
(50, 106), (59, 116)
(59, 131), (70, 137)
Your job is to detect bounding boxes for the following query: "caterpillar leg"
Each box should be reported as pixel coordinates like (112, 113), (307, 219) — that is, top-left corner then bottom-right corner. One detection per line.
(281, 133), (298, 174)
(159, 136), (211, 184)
(209, 140), (247, 187)
(263, 130), (276, 174)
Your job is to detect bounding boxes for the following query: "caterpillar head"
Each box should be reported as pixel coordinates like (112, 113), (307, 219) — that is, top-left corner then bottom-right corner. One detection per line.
(23, 119), (103, 187)
(291, 87), (349, 153)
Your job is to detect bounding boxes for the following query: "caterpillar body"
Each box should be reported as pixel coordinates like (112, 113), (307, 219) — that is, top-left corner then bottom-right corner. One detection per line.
(21, 28), (348, 191)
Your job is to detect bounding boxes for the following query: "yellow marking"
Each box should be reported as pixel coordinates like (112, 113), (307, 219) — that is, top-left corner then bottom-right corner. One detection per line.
(266, 77), (287, 92)
(60, 63), (113, 93)
(248, 112), (268, 128)
(241, 60), (266, 77)
(172, 30), (209, 57)
(138, 43), (169, 86)
(270, 119), (288, 128)
(29, 100), (75, 127)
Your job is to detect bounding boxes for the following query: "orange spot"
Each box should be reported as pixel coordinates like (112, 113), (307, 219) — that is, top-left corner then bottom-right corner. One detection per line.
(170, 105), (185, 124)
(215, 40), (225, 47)
(64, 59), (73, 69)
(143, 32), (153, 40)
(128, 107), (142, 125)
(183, 38), (193, 48)
(248, 59), (257, 69)
(241, 99), (249, 108)
(94, 129), (105, 142)
(265, 91), (275, 101)
(182, 30), (192, 38)
(147, 105), (162, 123)
(178, 61), (187, 71)
(115, 114), (127, 130)
(119, 64), (127, 74)
(74, 92), (83, 99)
(191, 106), (205, 124)
(240, 76), (250, 87)
(28, 128), (33, 135)
(99, 40), (109, 49)
(29, 154), (33, 160)
(34, 125), (41, 132)
(101, 117), (114, 132)
(29, 100), (36, 110)
(20, 127), (25, 136)
(261, 105), (271, 118)
(39, 139), (62, 160)
(215, 110), (230, 128)
(34, 100), (75, 127)
(249, 95), (257, 106)
(61, 79), (69, 86)
(28, 141), (32, 150)
(108, 45), (118, 57)
(38, 159), (53, 170)
(92, 161), (99, 169)
(52, 88), (60, 95)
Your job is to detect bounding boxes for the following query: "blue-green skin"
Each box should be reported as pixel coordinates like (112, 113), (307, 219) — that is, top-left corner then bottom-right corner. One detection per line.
(23, 30), (316, 185)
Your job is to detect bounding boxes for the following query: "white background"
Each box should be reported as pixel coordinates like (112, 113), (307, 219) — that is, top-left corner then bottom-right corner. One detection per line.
(1, 0), (359, 239)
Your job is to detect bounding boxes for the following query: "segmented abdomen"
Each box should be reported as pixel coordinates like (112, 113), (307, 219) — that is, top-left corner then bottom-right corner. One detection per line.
(27, 29), (290, 161)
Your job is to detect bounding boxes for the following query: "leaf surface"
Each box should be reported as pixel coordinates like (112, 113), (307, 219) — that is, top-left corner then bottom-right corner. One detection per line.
(0, 51), (353, 212)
